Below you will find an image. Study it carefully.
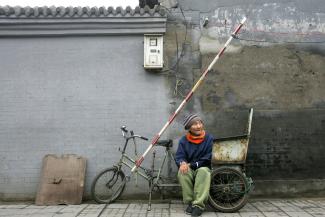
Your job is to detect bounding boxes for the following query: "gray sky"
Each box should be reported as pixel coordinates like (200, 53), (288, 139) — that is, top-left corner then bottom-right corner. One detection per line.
(0, 0), (138, 7)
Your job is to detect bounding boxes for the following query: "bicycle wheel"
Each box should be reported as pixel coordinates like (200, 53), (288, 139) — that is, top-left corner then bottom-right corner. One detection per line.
(209, 167), (249, 213)
(91, 167), (126, 204)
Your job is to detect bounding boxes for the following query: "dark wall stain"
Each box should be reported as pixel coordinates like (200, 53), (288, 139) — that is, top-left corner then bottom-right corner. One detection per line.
(195, 45), (325, 180)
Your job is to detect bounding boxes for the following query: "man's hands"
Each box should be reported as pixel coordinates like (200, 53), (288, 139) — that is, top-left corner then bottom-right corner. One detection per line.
(179, 161), (190, 174)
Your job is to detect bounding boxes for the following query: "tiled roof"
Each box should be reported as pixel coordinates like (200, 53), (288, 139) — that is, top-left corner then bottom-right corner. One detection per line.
(0, 5), (167, 36)
(0, 5), (166, 18)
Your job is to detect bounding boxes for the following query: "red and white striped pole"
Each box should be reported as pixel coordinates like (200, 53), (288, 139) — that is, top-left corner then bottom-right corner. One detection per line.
(131, 17), (247, 172)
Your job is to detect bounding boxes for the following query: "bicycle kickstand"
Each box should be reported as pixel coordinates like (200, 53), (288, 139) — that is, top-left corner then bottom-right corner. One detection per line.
(148, 179), (154, 211)
(148, 149), (158, 211)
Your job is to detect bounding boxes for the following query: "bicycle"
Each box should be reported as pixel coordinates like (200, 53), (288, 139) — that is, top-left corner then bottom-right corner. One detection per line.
(91, 126), (179, 211)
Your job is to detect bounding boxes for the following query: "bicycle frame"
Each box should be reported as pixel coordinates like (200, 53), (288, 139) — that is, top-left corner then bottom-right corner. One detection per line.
(117, 136), (178, 183)
(114, 127), (179, 210)
(152, 145), (179, 188)
(115, 134), (152, 181)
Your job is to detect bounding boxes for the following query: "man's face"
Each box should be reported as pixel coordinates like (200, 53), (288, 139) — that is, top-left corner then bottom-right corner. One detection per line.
(189, 120), (204, 135)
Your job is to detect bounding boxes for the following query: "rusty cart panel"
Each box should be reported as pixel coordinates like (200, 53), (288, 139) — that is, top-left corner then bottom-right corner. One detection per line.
(212, 136), (249, 164)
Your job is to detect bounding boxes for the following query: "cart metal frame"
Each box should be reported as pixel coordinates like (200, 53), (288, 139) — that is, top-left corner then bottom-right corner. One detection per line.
(209, 108), (254, 213)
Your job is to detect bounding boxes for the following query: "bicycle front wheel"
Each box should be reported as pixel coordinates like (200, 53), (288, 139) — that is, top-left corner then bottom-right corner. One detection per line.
(91, 167), (126, 204)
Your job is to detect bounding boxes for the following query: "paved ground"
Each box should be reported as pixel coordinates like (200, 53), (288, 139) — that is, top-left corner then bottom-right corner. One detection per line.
(0, 198), (325, 217)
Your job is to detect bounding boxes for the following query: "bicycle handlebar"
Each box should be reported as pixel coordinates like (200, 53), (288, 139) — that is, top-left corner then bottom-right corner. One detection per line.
(120, 126), (148, 141)
(131, 135), (149, 141)
(121, 126), (128, 133)
(140, 136), (149, 141)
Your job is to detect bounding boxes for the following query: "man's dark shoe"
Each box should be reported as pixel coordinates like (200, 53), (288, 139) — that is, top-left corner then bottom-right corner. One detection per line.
(185, 204), (193, 215)
(191, 206), (203, 217)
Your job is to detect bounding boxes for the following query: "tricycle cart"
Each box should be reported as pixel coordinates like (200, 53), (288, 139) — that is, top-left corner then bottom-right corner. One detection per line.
(208, 108), (254, 213)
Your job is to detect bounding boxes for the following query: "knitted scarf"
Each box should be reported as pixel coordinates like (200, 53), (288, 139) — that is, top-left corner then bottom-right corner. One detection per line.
(186, 130), (206, 144)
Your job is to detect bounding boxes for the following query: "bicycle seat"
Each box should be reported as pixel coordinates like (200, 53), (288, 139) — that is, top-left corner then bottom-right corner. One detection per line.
(156, 139), (173, 148)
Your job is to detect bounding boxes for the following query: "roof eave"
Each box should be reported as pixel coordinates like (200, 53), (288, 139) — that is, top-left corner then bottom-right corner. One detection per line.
(0, 5), (167, 36)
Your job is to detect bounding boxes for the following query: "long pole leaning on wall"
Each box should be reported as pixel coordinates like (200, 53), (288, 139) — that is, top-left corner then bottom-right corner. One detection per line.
(131, 17), (247, 172)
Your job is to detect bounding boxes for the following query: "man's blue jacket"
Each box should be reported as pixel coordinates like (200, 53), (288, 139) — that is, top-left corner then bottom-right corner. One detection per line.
(175, 133), (214, 170)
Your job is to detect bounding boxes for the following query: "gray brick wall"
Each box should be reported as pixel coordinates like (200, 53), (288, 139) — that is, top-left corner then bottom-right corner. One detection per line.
(0, 36), (172, 199)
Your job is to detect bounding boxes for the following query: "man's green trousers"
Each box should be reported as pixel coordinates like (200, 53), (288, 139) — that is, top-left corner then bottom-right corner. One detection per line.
(177, 167), (211, 209)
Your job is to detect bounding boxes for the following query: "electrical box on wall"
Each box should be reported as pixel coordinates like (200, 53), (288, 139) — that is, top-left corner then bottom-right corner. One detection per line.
(144, 34), (163, 69)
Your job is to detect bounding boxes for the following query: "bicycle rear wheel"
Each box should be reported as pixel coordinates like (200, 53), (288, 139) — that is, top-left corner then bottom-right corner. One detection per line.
(209, 167), (249, 213)
(91, 167), (126, 204)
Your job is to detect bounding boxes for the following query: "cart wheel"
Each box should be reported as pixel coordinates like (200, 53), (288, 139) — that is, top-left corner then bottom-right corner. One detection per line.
(209, 167), (249, 213)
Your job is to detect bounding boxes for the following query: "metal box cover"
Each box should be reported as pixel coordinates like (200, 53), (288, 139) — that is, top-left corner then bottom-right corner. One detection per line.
(35, 154), (87, 205)
(144, 34), (163, 69)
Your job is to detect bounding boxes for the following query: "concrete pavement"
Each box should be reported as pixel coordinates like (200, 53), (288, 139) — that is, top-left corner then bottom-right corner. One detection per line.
(0, 198), (325, 217)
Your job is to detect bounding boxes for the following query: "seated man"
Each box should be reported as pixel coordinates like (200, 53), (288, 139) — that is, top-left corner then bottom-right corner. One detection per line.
(176, 114), (214, 217)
